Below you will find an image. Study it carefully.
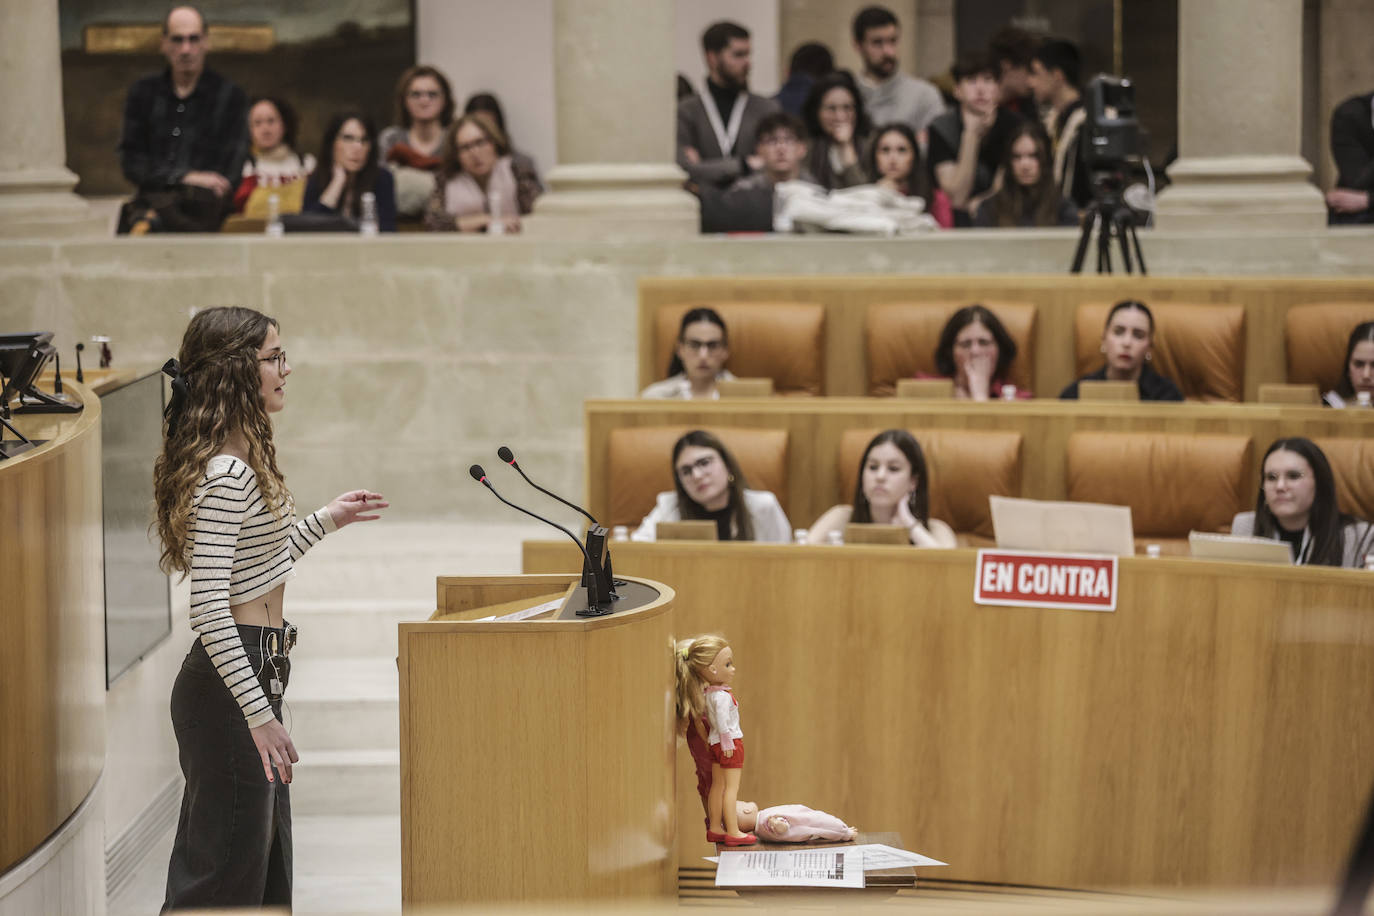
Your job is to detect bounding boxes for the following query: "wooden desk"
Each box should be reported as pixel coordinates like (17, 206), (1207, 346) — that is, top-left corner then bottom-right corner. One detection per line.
(0, 383), (104, 874)
(524, 540), (1374, 890)
(583, 398), (1374, 530)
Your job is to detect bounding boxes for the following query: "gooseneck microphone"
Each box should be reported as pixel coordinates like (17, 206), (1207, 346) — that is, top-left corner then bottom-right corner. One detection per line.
(497, 445), (597, 526)
(469, 465), (610, 615)
(74, 342), (85, 384)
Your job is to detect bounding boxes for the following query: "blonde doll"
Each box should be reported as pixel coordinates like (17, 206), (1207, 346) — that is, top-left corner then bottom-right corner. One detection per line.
(675, 635), (756, 846)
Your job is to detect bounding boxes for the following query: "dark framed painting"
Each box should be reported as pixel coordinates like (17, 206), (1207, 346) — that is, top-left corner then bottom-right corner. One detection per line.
(60, 0), (416, 195)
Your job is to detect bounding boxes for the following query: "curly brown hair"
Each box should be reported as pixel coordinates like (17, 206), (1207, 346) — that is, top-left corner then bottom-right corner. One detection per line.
(153, 306), (289, 576)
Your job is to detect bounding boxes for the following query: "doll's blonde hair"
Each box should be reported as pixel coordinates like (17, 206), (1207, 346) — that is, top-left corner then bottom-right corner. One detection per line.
(675, 634), (730, 725)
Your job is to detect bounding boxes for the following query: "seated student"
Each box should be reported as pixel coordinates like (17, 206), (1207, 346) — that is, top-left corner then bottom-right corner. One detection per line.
(807, 429), (956, 547)
(631, 430), (791, 543)
(463, 92), (545, 198)
(232, 97), (315, 218)
(973, 123), (1078, 227)
(1231, 437), (1373, 569)
(423, 113), (540, 233)
(801, 71), (873, 190)
(706, 112), (812, 232)
(378, 65), (454, 219)
(926, 52), (1022, 226)
(641, 308), (736, 399)
(868, 122), (952, 228)
(1059, 300), (1183, 401)
(1324, 321), (1374, 408)
(922, 304), (1031, 400)
(303, 111), (397, 231)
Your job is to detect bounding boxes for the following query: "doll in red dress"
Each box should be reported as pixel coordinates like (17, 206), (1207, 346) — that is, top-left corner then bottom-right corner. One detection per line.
(675, 635), (756, 846)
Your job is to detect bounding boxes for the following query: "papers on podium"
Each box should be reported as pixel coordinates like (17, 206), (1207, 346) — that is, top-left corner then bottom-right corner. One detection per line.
(715, 848), (865, 888)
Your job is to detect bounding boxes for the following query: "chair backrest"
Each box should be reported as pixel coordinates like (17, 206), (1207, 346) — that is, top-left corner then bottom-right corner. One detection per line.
(836, 428), (1023, 538)
(1065, 431), (1252, 537)
(1285, 302), (1374, 394)
(1074, 302), (1246, 402)
(652, 302), (826, 396)
(865, 302), (1037, 396)
(605, 426), (790, 527)
(1313, 437), (1374, 522)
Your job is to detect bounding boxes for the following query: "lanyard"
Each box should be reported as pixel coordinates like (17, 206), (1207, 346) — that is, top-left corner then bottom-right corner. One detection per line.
(703, 86), (746, 157)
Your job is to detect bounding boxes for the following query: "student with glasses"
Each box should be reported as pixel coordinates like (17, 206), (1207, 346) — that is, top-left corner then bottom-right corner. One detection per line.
(303, 111), (397, 231)
(641, 308), (738, 399)
(423, 112), (540, 233)
(631, 430), (791, 542)
(378, 65), (455, 218)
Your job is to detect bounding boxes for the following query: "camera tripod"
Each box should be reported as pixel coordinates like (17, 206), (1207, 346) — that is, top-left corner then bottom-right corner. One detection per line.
(1069, 179), (1147, 275)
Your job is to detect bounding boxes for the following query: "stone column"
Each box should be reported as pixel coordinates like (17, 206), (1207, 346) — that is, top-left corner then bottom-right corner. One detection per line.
(0, 0), (99, 237)
(523, 0), (698, 238)
(1154, 0), (1326, 230)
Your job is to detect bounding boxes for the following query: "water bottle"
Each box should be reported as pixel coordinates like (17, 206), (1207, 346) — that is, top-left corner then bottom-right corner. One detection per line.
(359, 191), (379, 236)
(264, 193), (283, 238)
(487, 190), (505, 235)
(612, 525), (629, 543)
(826, 529), (844, 546)
(793, 528), (808, 544)
(1357, 391), (1372, 409)
(1145, 544), (1161, 558)
(1001, 384), (1019, 401)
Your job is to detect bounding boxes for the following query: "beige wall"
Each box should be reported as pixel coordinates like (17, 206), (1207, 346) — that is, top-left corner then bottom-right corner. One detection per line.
(675, 0), (780, 96)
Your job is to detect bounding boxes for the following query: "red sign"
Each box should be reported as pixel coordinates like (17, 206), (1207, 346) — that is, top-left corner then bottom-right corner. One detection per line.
(974, 549), (1118, 612)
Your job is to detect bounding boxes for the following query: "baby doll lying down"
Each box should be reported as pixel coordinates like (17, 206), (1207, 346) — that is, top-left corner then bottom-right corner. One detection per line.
(738, 803), (859, 843)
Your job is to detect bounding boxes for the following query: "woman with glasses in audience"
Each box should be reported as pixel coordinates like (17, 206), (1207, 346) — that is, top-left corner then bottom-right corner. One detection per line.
(1324, 321), (1374, 408)
(807, 429), (956, 547)
(423, 112), (540, 233)
(867, 122), (952, 228)
(632, 430), (791, 543)
(462, 92), (544, 199)
(378, 65), (455, 219)
(232, 97), (314, 218)
(641, 308), (737, 399)
(924, 304), (1031, 400)
(1059, 300), (1184, 401)
(1231, 437), (1373, 568)
(973, 122), (1078, 228)
(304, 111), (397, 231)
(801, 71), (873, 190)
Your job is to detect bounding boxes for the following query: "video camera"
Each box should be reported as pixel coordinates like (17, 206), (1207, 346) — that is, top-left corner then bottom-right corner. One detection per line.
(1081, 74), (1143, 175)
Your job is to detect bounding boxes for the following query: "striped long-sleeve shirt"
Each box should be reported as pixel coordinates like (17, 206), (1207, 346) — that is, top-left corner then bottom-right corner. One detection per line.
(190, 456), (335, 726)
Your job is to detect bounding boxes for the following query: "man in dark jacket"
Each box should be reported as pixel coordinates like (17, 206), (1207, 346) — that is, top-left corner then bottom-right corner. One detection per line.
(1327, 91), (1374, 225)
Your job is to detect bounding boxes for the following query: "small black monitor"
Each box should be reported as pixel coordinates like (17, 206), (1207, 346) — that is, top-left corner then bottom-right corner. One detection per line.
(0, 332), (55, 405)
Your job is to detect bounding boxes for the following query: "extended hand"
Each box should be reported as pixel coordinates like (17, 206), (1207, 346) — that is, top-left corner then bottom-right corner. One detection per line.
(961, 351), (997, 400)
(961, 106), (995, 139)
(182, 170), (231, 197)
(894, 496), (919, 531)
(327, 490), (388, 528)
(250, 718), (299, 783)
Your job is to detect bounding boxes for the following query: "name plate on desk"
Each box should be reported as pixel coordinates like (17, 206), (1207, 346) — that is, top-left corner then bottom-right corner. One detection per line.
(974, 549), (1118, 612)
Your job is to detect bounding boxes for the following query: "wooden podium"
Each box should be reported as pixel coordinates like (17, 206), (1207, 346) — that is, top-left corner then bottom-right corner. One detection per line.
(397, 573), (678, 908)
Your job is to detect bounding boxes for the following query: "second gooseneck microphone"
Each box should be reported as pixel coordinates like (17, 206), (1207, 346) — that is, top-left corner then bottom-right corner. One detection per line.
(498, 445), (597, 526)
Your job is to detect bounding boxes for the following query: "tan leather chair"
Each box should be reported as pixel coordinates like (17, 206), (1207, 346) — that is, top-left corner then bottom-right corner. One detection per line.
(1285, 303), (1374, 394)
(865, 302), (1037, 396)
(1074, 303), (1246, 402)
(605, 426), (790, 527)
(652, 303), (825, 396)
(835, 428), (1023, 540)
(1314, 437), (1374, 521)
(1066, 431), (1252, 553)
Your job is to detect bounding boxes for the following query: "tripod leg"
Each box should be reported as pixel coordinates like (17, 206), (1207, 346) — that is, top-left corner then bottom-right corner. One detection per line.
(1115, 210), (1134, 274)
(1070, 205), (1097, 274)
(1097, 212), (1112, 274)
(1129, 222), (1147, 275)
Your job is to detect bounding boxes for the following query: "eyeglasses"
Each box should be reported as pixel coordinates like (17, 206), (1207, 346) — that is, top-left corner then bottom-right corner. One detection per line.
(259, 351), (287, 373)
(456, 136), (493, 155)
(407, 89), (442, 99)
(681, 338), (724, 353)
(677, 453), (719, 479)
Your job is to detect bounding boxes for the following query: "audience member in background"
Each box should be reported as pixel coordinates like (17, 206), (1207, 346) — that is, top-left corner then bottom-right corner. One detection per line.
(117, 5), (248, 233)
(641, 308), (737, 399)
(801, 72), (873, 190)
(868, 122), (951, 227)
(377, 65), (454, 219)
(974, 122), (1078, 227)
(677, 21), (780, 192)
(851, 6), (944, 142)
(1324, 321), (1374, 408)
(424, 113), (539, 233)
(232, 97), (314, 218)
(706, 112), (812, 232)
(303, 111), (396, 232)
(1059, 300), (1184, 401)
(927, 53), (1021, 227)
(632, 430), (791, 543)
(1231, 437), (1373, 568)
(926, 304), (1030, 400)
(774, 43), (834, 117)
(1326, 90), (1374, 225)
(1028, 38), (1090, 210)
(988, 26), (1039, 120)
(463, 92), (544, 197)
(807, 429), (956, 548)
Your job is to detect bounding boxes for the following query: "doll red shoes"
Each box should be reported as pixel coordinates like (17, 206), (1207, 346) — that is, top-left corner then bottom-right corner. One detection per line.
(722, 832), (757, 846)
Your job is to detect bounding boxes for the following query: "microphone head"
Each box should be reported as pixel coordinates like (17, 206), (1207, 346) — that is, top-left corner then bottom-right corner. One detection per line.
(469, 464), (487, 483)
(75, 342), (85, 352)
(497, 445), (514, 464)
